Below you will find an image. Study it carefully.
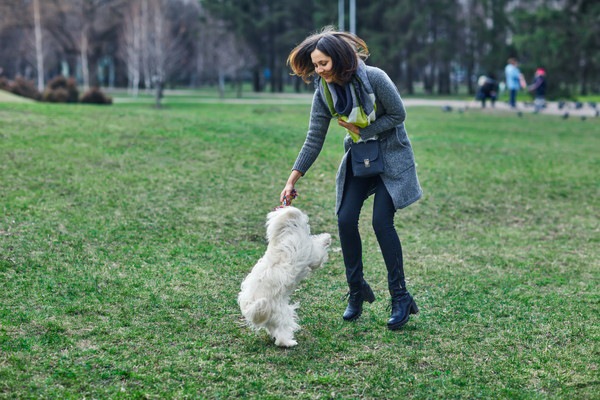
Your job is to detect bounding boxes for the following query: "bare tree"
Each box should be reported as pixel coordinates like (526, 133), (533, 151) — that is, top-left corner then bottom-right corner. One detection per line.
(120, 1), (142, 96)
(144, 0), (193, 107)
(119, 0), (203, 100)
(72, 0), (128, 89)
(198, 8), (256, 98)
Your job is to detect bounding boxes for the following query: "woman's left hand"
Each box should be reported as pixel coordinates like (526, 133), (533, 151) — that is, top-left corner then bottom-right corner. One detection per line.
(338, 119), (360, 136)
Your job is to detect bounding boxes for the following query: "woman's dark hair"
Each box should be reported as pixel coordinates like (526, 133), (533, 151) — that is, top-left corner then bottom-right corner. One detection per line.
(287, 26), (369, 84)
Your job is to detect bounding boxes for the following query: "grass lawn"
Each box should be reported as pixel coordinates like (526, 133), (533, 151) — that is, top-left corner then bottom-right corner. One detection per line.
(0, 90), (34, 104)
(1, 95), (598, 399)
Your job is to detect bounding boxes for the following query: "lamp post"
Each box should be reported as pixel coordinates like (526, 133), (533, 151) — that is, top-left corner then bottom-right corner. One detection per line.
(338, 0), (356, 34)
(349, 0), (356, 34)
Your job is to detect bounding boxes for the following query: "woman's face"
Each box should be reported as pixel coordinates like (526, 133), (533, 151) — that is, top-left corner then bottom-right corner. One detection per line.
(311, 49), (334, 83)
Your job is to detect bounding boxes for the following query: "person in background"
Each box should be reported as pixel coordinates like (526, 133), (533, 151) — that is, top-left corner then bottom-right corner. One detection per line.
(504, 58), (526, 108)
(528, 68), (547, 113)
(475, 72), (499, 108)
(280, 26), (422, 330)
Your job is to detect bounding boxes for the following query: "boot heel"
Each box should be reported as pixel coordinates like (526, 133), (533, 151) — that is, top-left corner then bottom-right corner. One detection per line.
(363, 283), (376, 303)
(410, 301), (419, 315)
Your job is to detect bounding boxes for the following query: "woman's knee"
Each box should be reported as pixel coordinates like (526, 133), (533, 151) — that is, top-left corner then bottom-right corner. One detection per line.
(338, 208), (360, 231)
(372, 211), (395, 235)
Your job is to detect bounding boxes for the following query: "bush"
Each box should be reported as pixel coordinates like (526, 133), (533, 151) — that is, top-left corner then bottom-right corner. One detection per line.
(0, 77), (10, 91)
(43, 76), (79, 103)
(9, 77), (41, 101)
(43, 87), (69, 103)
(80, 87), (112, 105)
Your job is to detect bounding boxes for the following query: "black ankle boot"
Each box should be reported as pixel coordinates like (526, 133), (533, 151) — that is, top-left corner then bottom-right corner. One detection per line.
(343, 281), (375, 321)
(387, 291), (419, 330)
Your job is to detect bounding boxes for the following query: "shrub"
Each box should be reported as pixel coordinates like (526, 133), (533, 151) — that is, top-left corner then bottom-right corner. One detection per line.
(80, 87), (112, 105)
(43, 76), (78, 103)
(9, 77), (41, 100)
(0, 77), (10, 91)
(43, 87), (69, 103)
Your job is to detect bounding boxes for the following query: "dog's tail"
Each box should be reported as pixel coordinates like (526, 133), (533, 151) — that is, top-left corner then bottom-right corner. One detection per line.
(243, 298), (271, 326)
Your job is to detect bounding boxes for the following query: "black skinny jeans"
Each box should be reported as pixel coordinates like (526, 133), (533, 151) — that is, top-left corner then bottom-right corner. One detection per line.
(337, 159), (406, 295)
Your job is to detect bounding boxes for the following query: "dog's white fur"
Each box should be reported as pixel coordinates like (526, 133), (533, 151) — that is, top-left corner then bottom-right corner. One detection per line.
(238, 206), (331, 347)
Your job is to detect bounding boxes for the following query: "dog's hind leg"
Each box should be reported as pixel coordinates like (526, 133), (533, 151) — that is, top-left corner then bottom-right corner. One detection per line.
(272, 327), (297, 348)
(243, 298), (271, 325)
(270, 304), (300, 347)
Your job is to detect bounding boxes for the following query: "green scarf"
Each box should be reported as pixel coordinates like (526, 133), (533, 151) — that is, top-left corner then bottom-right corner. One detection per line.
(320, 60), (376, 142)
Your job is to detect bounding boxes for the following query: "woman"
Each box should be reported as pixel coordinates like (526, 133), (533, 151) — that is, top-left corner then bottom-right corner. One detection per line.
(475, 72), (498, 108)
(280, 27), (422, 330)
(504, 57), (526, 108)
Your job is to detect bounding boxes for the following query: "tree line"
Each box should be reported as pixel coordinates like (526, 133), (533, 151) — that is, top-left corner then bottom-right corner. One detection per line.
(0, 0), (598, 99)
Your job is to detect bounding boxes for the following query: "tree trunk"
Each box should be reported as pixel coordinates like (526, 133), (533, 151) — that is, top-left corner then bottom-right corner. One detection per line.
(404, 64), (414, 95)
(87, 49), (100, 88)
(253, 68), (262, 92)
(579, 52), (589, 96)
(141, 0), (151, 91)
(235, 73), (243, 98)
(293, 76), (303, 93)
(33, 0), (44, 92)
(217, 70), (225, 98)
(80, 30), (89, 91)
(154, 79), (163, 108)
(274, 66), (283, 93)
(130, 8), (141, 97)
(437, 62), (451, 95)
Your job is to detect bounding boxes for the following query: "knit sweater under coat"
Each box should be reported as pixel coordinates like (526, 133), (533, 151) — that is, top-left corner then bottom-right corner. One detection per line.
(292, 65), (423, 214)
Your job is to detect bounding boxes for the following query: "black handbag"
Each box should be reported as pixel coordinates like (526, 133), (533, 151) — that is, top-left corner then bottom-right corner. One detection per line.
(350, 140), (384, 178)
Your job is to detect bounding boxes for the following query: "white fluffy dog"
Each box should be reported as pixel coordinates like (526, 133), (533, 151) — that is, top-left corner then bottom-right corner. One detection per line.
(238, 206), (331, 347)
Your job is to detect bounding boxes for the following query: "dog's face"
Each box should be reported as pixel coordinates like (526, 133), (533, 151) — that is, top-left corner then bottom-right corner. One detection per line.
(265, 206), (310, 244)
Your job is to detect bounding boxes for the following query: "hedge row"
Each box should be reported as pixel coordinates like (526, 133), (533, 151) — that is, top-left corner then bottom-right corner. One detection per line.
(0, 76), (112, 104)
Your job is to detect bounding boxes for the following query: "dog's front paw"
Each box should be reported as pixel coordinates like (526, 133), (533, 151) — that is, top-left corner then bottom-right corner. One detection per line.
(275, 338), (298, 348)
(318, 233), (332, 248)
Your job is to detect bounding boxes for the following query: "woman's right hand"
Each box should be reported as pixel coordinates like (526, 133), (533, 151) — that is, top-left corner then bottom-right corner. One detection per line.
(280, 170), (303, 206)
(280, 184), (297, 206)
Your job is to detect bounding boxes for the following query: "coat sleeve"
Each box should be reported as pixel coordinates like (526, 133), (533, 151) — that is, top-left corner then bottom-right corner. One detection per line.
(292, 89), (333, 174)
(359, 68), (406, 141)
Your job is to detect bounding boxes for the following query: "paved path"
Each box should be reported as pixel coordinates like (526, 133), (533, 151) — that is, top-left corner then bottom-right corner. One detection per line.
(2, 88), (598, 118)
(404, 98), (599, 118)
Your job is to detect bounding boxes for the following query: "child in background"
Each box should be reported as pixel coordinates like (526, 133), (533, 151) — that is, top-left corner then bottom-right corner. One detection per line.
(528, 68), (547, 113)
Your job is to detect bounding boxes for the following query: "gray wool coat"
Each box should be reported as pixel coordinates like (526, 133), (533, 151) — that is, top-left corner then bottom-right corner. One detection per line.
(292, 65), (423, 214)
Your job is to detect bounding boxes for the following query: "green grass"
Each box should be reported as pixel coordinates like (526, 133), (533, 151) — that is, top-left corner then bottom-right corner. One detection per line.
(0, 96), (598, 399)
(0, 90), (34, 103)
